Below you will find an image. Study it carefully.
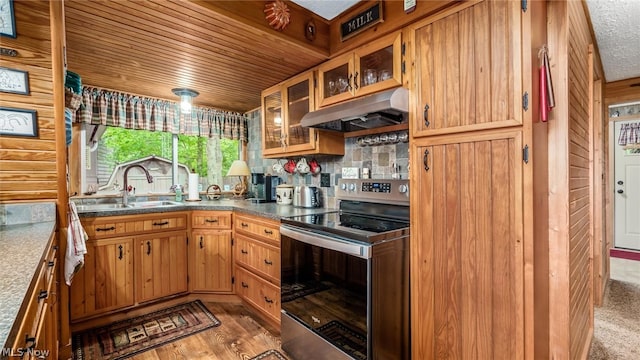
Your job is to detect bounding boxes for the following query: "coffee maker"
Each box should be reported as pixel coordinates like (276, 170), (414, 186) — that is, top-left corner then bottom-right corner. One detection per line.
(249, 173), (281, 203)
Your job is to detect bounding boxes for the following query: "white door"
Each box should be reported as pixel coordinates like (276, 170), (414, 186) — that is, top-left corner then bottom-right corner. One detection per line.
(614, 120), (640, 250)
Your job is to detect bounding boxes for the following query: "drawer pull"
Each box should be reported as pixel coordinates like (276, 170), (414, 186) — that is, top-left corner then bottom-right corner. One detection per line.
(241, 249), (248, 254)
(241, 282), (249, 288)
(118, 245), (123, 260)
(205, 218), (219, 223)
(53, 245), (59, 251)
(146, 241), (151, 255)
(264, 229), (273, 235)
(38, 290), (48, 300)
(241, 222), (249, 228)
(264, 259), (273, 265)
(264, 296), (274, 304)
(153, 221), (169, 226)
(96, 226), (116, 232)
(200, 236), (204, 249)
(48, 261), (55, 267)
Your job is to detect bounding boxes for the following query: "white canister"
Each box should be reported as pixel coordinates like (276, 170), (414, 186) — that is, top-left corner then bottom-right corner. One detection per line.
(276, 184), (294, 205)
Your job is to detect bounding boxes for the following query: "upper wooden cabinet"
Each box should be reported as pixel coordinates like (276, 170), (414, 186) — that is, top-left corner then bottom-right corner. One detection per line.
(406, 0), (522, 137)
(317, 31), (403, 108)
(262, 71), (344, 158)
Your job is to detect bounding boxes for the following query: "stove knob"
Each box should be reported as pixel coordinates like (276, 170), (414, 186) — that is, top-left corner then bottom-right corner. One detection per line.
(398, 184), (408, 194)
(340, 183), (347, 191)
(348, 183), (356, 192)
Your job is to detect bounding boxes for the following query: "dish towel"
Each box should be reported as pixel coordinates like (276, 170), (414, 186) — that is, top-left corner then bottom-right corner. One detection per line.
(65, 201), (88, 286)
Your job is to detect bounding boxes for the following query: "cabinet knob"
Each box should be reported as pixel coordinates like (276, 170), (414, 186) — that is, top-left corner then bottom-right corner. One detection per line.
(241, 249), (248, 254)
(617, 189), (624, 194)
(264, 229), (273, 235)
(264, 296), (274, 304)
(264, 259), (273, 265)
(241, 282), (249, 288)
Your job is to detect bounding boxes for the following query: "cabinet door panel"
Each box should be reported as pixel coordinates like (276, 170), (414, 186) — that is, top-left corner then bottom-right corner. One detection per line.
(137, 231), (188, 303)
(191, 230), (232, 292)
(411, 131), (523, 360)
(70, 238), (134, 320)
(411, 0), (522, 136)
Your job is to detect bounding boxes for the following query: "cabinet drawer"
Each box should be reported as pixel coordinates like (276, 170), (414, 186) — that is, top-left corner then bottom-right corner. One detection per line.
(192, 211), (232, 229)
(235, 266), (280, 324)
(234, 214), (280, 244)
(12, 263), (48, 353)
(234, 234), (280, 284)
(82, 212), (188, 239)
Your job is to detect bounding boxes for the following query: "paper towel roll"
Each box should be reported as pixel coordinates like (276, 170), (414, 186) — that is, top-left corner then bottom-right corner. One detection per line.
(188, 173), (200, 200)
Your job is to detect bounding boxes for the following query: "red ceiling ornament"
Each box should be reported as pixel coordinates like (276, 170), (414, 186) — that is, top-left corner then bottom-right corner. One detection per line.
(264, 0), (291, 31)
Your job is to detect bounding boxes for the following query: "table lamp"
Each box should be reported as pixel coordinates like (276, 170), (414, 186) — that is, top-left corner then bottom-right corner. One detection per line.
(226, 160), (251, 198)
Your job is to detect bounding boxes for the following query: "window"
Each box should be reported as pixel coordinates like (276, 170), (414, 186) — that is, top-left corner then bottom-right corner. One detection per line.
(80, 125), (239, 195)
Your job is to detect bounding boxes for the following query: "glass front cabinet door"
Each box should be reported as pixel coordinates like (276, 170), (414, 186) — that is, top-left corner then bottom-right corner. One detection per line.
(317, 31), (403, 108)
(262, 72), (316, 157)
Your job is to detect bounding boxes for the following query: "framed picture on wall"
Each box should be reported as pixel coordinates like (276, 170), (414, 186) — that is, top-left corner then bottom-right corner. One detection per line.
(0, 107), (38, 137)
(0, 67), (29, 94)
(0, 0), (16, 38)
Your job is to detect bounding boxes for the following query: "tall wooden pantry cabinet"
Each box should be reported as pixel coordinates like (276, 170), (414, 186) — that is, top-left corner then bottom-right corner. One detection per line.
(406, 0), (541, 358)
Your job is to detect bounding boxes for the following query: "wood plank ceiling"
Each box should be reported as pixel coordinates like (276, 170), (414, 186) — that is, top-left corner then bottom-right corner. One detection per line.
(64, 0), (331, 112)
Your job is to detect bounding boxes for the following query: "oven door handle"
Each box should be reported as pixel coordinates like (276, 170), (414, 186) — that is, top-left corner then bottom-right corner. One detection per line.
(280, 225), (370, 259)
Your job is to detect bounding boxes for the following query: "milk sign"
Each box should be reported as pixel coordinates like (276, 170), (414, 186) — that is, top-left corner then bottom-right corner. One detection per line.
(340, 1), (383, 41)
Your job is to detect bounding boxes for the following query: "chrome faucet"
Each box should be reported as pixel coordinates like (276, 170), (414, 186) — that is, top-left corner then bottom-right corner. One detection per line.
(122, 165), (153, 206)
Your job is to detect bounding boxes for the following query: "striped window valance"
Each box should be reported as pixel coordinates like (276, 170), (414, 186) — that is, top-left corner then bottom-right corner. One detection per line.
(74, 86), (248, 142)
(618, 122), (640, 147)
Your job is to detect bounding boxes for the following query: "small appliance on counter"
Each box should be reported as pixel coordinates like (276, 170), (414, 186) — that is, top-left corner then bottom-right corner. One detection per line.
(276, 184), (294, 205)
(248, 173), (281, 203)
(293, 185), (321, 208)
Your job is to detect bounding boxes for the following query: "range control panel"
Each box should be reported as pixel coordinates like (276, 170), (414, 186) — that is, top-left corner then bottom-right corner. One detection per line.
(337, 179), (409, 206)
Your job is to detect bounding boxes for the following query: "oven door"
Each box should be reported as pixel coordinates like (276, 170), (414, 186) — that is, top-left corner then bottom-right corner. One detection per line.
(280, 225), (370, 360)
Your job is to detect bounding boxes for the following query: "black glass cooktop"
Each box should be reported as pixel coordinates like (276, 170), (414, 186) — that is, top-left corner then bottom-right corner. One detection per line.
(282, 211), (409, 244)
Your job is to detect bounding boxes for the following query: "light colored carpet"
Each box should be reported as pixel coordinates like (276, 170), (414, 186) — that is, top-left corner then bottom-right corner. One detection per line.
(589, 279), (640, 359)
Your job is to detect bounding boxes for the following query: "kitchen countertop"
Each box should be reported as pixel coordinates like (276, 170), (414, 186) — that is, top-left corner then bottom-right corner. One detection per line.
(0, 221), (56, 348)
(76, 198), (336, 219)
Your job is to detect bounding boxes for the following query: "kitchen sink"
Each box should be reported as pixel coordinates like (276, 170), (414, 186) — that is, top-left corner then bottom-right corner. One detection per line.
(75, 203), (128, 211)
(126, 201), (182, 208)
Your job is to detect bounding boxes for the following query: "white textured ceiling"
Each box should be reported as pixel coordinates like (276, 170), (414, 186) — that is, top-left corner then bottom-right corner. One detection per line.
(291, 0), (360, 20)
(295, 1), (640, 82)
(578, 0), (640, 82)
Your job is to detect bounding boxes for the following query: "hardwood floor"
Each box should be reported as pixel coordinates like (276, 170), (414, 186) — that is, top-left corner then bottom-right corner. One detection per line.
(129, 301), (288, 360)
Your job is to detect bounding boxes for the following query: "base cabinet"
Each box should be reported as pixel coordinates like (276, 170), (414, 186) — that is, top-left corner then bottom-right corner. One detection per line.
(136, 231), (188, 303)
(233, 213), (281, 326)
(189, 211), (233, 293)
(70, 237), (134, 320)
(190, 231), (233, 292)
(72, 213), (188, 320)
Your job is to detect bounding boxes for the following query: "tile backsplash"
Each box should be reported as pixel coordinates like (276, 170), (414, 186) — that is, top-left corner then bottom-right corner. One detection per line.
(0, 202), (56, 226)
(245, 109), (409, 208)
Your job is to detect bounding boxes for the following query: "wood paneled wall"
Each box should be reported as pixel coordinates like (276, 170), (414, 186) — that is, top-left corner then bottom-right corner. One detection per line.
(546, 1), (597, 358)
(567, 2), (593, 358)
(0, 0), (58, 202)
(604, 77), (640, 107)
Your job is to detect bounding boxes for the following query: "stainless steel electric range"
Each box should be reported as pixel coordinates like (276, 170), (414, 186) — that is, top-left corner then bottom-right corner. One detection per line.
(280, 178), (410, 360)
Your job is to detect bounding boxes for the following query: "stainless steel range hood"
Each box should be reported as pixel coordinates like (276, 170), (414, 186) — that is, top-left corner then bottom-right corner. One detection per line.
(300, 87), (408, 132)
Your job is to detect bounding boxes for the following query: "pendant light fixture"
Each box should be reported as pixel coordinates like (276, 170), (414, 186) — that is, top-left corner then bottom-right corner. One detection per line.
(172, 88), (199, 114)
